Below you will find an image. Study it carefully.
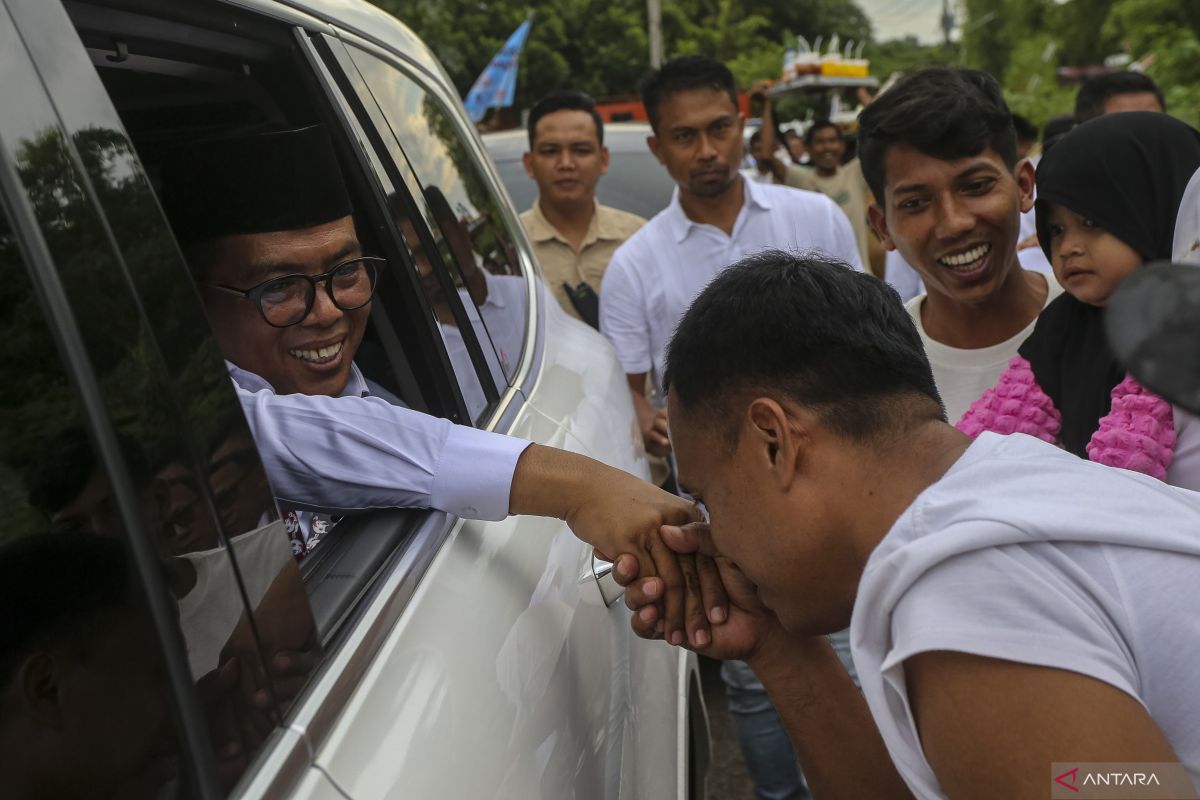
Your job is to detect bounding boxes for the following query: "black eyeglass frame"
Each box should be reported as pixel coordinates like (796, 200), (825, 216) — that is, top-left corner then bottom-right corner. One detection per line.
(204, 256), (384, 328)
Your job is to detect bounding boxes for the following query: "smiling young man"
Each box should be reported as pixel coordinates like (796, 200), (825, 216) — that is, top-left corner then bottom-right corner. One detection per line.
(620, 251), (1200, 800)
(600, 55), (861, 800)
(518, 90), (644, 328)
(159, 125), (698, 600)
(858, 68), (1063, 424)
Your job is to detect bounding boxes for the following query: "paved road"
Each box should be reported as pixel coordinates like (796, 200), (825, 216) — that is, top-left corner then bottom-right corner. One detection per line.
(700, 656), (757, 799)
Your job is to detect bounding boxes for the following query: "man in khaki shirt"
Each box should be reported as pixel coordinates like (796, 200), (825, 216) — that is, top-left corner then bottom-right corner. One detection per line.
(519, 90), (644, 327)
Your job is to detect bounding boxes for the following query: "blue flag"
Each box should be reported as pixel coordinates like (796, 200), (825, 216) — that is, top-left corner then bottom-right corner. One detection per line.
(464, 19), (533, 123)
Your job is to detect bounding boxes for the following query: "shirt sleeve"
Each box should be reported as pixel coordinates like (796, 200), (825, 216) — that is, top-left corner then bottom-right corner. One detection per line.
(598, 247), (653, 375)
(236, 380), (531, 520)
(783, 164), (817, 190)
(823, 195), (864, 272)
(882, 539), (1140, 702)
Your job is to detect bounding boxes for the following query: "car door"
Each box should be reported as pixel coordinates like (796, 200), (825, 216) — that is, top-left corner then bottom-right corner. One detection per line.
(0, 3), (331, 797)
(294, 29), (644, 799)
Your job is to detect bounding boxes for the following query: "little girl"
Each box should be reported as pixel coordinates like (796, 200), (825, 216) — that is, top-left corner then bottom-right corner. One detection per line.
(957, 111), (1200, 489)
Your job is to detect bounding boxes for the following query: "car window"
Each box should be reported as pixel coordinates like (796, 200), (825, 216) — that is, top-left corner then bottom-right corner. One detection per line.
(303, 34), (502, 424)
(0, 189), (199, 799)
(342, 44), (530, 402)
(1, 1), (355, 794)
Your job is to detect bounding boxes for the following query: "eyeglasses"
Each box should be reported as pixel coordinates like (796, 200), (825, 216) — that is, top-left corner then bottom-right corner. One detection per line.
(204, 256), (383, 328)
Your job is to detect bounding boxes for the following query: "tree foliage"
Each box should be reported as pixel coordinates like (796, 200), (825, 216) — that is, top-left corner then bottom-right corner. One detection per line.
(370, 0), (871, 104)
(959, 0), (1200, 129)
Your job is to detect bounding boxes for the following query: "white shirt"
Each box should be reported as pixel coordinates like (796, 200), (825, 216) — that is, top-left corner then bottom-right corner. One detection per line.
(600, 178), (863, 399)
(851, 432), (1200, 799)
(905, 276), (1065, 424)
(442, 271), (529, 418)
(177, 520), (293, 678)
(229, 361), (529, 521)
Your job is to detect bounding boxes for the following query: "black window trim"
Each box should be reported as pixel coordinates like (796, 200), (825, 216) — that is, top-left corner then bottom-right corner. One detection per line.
(0, 7), (222, 795)
(328, 25), (545, 428)
(309, 31), (507, 419)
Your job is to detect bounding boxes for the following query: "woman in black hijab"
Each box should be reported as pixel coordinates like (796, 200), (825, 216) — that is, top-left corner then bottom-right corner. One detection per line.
(957, 111), (1200, 488)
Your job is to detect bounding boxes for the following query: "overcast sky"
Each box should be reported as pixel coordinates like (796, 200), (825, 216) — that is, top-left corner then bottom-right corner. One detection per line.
(858, 0), (949, 44)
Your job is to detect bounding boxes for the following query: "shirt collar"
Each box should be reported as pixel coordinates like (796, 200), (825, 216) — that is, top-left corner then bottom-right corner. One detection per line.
(528, 199), (622, 246)
(524, 201), (558, 243)
(666, 175), (771, 243)
(225, 360), (370, 397)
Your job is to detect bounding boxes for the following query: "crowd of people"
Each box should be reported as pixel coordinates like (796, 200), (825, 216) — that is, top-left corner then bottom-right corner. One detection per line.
(516, 58), (1200, 799)
(7, 38), (1199, 800)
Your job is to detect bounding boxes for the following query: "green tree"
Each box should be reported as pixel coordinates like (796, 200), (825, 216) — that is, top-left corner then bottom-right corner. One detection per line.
(372, 0), (875, 105)
(1102, 0), (1200, 127)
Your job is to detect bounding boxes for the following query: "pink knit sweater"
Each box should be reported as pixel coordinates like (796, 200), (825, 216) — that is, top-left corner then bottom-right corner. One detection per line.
(956, 356), (1176, 480)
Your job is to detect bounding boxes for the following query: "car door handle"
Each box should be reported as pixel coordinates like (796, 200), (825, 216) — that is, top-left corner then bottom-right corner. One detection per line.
(591, 554), (625, 607)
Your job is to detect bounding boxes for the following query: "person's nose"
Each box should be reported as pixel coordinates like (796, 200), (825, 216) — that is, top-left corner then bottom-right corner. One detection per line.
(1056, 228), (1085, 262)
(933, 195), (974, 240)
(696, 133), (719, 163)
(555, 148), (576, 171)
(301, 281), (343, 327)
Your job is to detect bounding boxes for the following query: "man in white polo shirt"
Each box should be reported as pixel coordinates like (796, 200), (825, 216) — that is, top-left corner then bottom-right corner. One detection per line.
(600, 55), (860, 800)
(601, 56), (860, 466)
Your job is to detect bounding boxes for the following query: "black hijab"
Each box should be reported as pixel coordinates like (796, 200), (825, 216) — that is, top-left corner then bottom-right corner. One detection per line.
(1021, 112), (1200, 457)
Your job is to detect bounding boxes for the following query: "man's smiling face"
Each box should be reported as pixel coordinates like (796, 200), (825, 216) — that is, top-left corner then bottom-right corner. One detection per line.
(198, 215), (368, 396)
(870, 144), (1033, 308)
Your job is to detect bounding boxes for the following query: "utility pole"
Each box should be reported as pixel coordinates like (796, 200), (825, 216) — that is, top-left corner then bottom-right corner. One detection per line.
(648, 0), (663, 68)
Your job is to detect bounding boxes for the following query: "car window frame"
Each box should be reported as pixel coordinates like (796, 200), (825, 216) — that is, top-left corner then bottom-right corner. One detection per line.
(0, 3), (224, 794)
(307, 33), (508, 422)
(327, 27), (545, 421)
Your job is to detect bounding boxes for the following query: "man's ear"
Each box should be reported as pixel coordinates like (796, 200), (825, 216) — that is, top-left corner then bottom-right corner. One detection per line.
(746, 397), (803, 489)
(868, 202), (897, 252)
(16, 652), (65, 729)
(647, 134), (665, 166)
(599, 144), (610, 176)
(1015, 158), (1036, 214)
(521, 151), (536, 180)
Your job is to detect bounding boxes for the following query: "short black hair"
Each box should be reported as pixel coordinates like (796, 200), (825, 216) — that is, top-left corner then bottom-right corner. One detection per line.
(0, 533), (134, 689)
(1041, 114), (1077, 157)
(1075, 71), (1165, 122)
(526, 90), (604, 148)
(664, 250), (944, 446)
(858, 67), (1018, 200)
(749, 129), (763, 147)
(805, 119), (841, 147)
(640, 56), (738, 132)
(1011, 113), (1039, 143)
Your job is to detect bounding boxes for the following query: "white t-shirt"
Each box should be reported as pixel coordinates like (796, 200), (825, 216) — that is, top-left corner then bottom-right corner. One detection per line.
(600, 177), (862, 400)
(177, 521), (294, 678)
(851, 432), (1200, 799)
(905, 276), (1065, 424)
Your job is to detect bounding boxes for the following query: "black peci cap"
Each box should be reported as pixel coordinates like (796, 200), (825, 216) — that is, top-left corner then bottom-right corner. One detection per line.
(160, 124), (353, 243)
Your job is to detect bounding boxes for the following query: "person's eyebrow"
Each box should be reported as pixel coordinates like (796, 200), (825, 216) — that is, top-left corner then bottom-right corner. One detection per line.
(242, 242), (362, 283)
(891, 159), (1001, 197)
(953, 163), (1002, 182)
(890, 181), (928, 197)
(667, 123), (700, 136)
